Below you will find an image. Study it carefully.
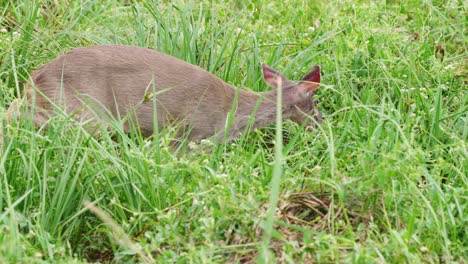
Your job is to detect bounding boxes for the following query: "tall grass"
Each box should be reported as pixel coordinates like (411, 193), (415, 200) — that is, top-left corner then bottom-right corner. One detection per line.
(1, 0), (466, 262)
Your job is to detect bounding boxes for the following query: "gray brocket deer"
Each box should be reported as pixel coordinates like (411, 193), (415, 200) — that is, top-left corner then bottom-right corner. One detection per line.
(3, 45), (322, 143)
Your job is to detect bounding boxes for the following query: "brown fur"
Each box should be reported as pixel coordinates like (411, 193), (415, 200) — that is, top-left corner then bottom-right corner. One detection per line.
(3, 45), (322, 142)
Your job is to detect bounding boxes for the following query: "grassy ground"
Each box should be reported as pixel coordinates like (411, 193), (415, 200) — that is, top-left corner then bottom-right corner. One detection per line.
(0, 0), (466, 263)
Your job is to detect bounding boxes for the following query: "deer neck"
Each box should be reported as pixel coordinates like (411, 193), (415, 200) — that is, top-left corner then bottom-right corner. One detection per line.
(227, 86), (294, 138)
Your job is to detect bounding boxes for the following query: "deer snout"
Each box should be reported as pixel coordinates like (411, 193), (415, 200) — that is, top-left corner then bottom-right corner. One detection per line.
(290, 108), (322, 129)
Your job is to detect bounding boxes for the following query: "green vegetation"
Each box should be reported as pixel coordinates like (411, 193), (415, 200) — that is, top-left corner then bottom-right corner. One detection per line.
(0, 0), (466, 262)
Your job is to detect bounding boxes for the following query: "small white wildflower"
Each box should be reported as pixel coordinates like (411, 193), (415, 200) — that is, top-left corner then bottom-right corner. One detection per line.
(443, 64), (454, 70)
(439, 84), (448, 90)
(214, 173), (228, 179)
(200, 139), (212, 146)
(236, 28), (242, 34)
(0, 28), (7, 33)
(420, 246), (428, 253)
(307, 26), (315, 32)
(188, 141), (197, 150)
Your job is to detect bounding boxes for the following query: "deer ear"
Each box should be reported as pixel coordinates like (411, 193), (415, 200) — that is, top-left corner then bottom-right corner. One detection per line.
(298, 66), (320, 94)
(262, 63), (288, 88)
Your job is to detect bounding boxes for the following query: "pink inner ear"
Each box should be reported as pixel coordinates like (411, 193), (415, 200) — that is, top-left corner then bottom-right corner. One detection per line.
(302, 66), (320, 84)
(298, 65), (320, 92)
(262, 63), (286, 88)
